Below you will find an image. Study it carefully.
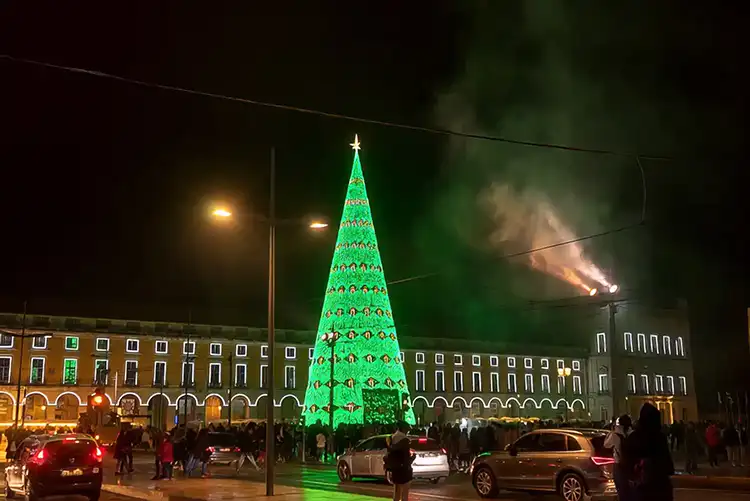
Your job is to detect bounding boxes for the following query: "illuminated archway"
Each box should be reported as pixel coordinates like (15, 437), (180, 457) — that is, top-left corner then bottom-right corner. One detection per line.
(204, 396), (223, 423)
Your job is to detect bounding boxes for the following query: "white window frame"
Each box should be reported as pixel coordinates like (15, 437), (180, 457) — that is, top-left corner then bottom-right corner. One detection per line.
(94, 359), (109, 384)
(524, 358), (533, 369)
(416, 370), (425, 391)
(285, 365), (296, 389)
(208, 362), (222, 386)
(62, 358), (78, 385)
(210, 343), (222, 356)
(96, 338), (110, 352)
(31, 335), (48, 350)
(624, 332), (633, 352)
(596, 332), (607, 353)
(155, 340), (168, 355)
(415, 352), (425, 364)
(627, 374), (636, 393)
(557, 376), (565, 393)
(506, 357), (515, 368)
(641, 374), (650, 394)
(285, 346), (297, 360)
(490, 372), (500, 393)
(598, 374), (608, 392)
(0, 356), (12, 384)
(666, 376), (675, 394)
(454, 371), (463, 392)
(649, 334), (659, 354)
(541, 359), (549, 370)
(572, 375), (582, 394)
(524, 373), (534, 393)
(124, 359), (138, 385)
(435, 353), (444, 365)
(662, 336), (671, 356)
(679, 376), (687, 395)
(473, 355), (482, 367)
(472, 371), (482, 392)
(0, 334), (13, 349)
(557, 359), (565, 370)
(506, 373), (516, 393)
(30, 357), (45, 383)
(572, 360), (580, 371)
(181, 361), (195, 386)
(308, 348), (314, 360)
(235, 363), (247, 386)
(676, 337), (685, 357)
(541, 374), (550, 393)
(125, 339), (139, 353)
(453, 354), (463, 366)
(637, 333), (647, 352)
(399, 351), (405, 363)
(153, 360), (166, 386)
(260, 364), (268, 388)
(65, 336), (80, 351)
(261, 345), (269, 358)
(655, 375), (664, 393)
(236, 344), (248, 357)
(435, 370), (445, 392)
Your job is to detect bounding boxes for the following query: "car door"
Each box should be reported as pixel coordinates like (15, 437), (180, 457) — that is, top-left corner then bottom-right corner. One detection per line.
(532, 432), (569, 491)
(368, 437), (389, 477)
(7, 441), (32, 490)
(350, 438), (374, 475)
(505, 433), (542, 489)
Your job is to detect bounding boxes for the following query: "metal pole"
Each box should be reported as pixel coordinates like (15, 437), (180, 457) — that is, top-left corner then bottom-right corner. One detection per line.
(14, 301), (27, 427)
(183, 310), (192, 426)
(227, 352), (233, 428)
(328, 336), (335, 457)
(266, 147), (276, 496)
(608, 302), (618, 416)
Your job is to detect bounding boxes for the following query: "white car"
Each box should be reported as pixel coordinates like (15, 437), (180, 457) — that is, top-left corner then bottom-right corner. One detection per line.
(337, 434), (450, 484)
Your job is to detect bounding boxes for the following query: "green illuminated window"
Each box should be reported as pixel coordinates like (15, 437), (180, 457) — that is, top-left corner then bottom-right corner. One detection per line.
(63, 358), (78, 385)
(65, 336), (79, 350)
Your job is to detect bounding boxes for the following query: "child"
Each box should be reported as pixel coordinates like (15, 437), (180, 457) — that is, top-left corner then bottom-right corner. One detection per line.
(159, 433), (174, 480)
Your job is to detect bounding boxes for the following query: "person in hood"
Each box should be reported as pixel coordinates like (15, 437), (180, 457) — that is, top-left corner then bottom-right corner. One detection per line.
(384, 422), (415, 501)
(605, 414), (633, 501)
(622, 403), (674, 501)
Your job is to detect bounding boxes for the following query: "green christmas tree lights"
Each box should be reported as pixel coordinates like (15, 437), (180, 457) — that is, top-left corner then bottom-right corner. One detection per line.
(303, 135), (415, 428)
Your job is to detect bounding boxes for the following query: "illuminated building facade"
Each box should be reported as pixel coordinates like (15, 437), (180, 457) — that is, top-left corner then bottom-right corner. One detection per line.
(0, 307), (697, 429)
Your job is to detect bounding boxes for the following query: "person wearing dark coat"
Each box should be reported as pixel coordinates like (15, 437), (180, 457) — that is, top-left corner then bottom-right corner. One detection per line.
(621, 403), (674, 501)
(384, 422), (415, 501)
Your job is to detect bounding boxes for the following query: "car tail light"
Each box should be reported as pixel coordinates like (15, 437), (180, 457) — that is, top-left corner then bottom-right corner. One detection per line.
(94, 447), (103, 462)
(409, 449), (416, 456)
(591, 456), (615, 466)
(233, 447), (241, 453)
(29, 449), (46, 465)
(441, 448), (447, 455)
(418, 438), (427, 443)
(207, 446), (215, 453)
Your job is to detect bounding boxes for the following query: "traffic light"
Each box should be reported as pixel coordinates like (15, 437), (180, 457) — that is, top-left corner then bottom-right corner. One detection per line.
(88, 388), (106, 409)
(86, 388), (110, 427)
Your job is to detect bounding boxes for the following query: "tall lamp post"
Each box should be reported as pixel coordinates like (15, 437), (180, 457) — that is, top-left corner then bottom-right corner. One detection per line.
(558, 366), (572, 422)
(210, 148), (328, 495)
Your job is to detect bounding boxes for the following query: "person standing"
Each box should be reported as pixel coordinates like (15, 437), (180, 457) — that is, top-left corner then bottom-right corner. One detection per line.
(705, 422), (721, 467)
(316, 430), (327, 462)
(385, 422), (415, 501)
(622, 403), (674, 501)
(159, 433), (174, 480)
(684, 422), (700, 474)
(605, 415), (633, 501)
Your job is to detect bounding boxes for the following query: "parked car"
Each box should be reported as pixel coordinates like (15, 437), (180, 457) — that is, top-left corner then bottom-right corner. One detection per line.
(4, 433), (103, 501)
(337, 435), (449, 484)
(470, 429), (617, 501)
(205, 432), (241, 465)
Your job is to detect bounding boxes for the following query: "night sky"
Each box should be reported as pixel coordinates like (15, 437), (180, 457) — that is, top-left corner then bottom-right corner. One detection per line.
(1, 3), (748, 409)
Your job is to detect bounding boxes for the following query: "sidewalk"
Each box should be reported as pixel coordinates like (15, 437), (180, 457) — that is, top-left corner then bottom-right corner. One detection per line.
(102, 476), (379, 501)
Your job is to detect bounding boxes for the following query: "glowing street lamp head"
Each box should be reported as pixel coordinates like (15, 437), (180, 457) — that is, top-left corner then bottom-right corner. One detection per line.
(211, 208), (232, 218)
(609, 284), (619, 294)
(589, 288), (598, 296)
(309, 221), (328, 229)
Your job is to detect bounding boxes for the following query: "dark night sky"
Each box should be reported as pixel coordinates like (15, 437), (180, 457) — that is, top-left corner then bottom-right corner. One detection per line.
(1, 3), (748, 406)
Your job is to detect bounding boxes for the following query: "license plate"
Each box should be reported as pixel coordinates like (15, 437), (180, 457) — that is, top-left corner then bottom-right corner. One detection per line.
(219, 448), (231, 452)
(61, 468), (83, 477)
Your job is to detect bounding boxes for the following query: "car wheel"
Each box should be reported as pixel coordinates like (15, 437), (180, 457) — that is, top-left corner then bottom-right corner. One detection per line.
(559, 472), (585, 501)
(473, 466), (499, 498)
(385, 470), (394, 485)
(337, 462), (352, 482)
(429, 477), (440, 484)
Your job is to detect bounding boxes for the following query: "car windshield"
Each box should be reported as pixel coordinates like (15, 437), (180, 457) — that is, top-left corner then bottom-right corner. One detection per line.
(588, 434), (613, 457)
(208, 433), (237, 446)
(409, 437), (440, 451)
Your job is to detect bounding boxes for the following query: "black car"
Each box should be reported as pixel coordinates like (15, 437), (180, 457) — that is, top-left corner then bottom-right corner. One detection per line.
(4, 433), (103, 501)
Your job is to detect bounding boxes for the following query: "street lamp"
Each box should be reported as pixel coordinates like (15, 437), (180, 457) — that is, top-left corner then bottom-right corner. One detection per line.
(557, 367), (572, 422)
(208, 148), (327, 496)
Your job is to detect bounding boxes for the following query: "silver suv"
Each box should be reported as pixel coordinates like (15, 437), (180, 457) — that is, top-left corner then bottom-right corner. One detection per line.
(470, 429), (617, 501)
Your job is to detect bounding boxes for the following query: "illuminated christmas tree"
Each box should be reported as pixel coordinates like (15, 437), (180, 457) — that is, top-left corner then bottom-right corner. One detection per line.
(303, 135), (415, 428)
